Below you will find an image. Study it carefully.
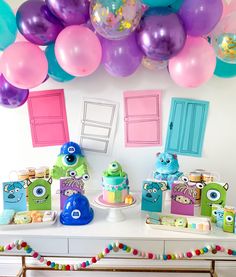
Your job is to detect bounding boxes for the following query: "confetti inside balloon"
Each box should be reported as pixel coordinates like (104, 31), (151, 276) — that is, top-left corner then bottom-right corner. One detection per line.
(90, 0), (142, 40)
(211, 12), (236, 64)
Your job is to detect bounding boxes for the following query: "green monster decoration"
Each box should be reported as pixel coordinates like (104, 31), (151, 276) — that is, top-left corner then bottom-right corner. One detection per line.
(211, 204), (222, 223)
(51, 142), (89, 180)
(103, 161), (127, 177)
(27, 178), (52, 211)
(223, 207), (235, 233)
(199, 182), (229, 217)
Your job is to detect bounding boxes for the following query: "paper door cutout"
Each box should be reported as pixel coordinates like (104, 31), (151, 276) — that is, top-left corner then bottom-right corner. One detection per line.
(27, 89), (69, 147)
(60, 177), (85, 210)
(3, 181), (27, 212)
(171, 181), (196, 216)
(165, 98), (209, 157)
(141, 180), (167, 213)
(124, 90), (162, 147)
(80, 98), (119, 154)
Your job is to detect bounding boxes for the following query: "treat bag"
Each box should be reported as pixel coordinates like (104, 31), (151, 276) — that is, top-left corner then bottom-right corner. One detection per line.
(27, 178), (52, 210)
(141, 180), (167, 212)
(3, 181), (27, 212)
(60, 177), (85, 210)
(171, 182), (196, 216)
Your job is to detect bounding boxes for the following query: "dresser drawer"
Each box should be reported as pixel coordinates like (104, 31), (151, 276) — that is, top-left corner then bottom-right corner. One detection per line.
(0, 237), (68, 255)
(69, 238), (164, 257)
(165, 240), (236, 258)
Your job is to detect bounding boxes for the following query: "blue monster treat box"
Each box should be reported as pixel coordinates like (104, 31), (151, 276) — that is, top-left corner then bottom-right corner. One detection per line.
(60, 194), (94, 225)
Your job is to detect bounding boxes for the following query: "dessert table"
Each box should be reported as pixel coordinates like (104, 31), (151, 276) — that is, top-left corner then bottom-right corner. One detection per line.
(0, 192), (236, 277)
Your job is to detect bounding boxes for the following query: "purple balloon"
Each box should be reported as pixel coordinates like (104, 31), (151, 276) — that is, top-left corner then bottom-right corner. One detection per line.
(46, 0), (89, 26)
(16, 0), (63, 46)
(178, 0), (223, 36)
(0, 75), (29, 108)
(137, 10), (186, 61)
(102, 32), (143, 77)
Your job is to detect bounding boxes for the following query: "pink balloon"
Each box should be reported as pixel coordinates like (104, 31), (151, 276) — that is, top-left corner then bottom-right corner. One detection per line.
(1, 42), (48, 89)
(223, 0), (236, 16)
(169, 37), (216, 88)
(55, 25), (102, 76)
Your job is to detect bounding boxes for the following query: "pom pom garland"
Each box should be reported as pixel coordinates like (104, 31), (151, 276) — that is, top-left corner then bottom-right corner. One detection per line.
(0, 240), (236, 271)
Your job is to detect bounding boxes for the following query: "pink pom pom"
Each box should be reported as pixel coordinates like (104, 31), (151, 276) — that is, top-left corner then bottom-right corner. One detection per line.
(186, 252), (192, 258)
(81, 262), (86, 268)
(40, 257), (44, 263)
(105, 248), (110, 254)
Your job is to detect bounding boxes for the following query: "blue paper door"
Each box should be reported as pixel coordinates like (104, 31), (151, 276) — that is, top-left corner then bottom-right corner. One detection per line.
(165, 98), (209, 157)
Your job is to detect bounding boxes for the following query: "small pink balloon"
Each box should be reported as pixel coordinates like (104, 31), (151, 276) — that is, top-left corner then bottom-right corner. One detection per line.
(1, 42), (48, 89)
(169, 36), (216, 88)
(55, 25), (102, 76)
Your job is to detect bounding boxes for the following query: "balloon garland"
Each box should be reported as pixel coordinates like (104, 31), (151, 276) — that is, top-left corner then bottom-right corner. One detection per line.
(0, 0), (236, 109)
(1, 240), (236, 271)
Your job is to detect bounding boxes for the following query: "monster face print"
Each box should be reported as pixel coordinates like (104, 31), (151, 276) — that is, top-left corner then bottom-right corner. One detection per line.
(27, 178), (52, 211)
(141, 180), (167, 212)
(199, 182), (229, 217)
(171, 177), (196, 216)
(223, 207), (235, 233)
(3, 181), (27, 212)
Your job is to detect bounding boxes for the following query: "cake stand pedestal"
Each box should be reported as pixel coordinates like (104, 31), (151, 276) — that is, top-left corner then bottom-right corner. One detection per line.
(93, 194), (137, 223)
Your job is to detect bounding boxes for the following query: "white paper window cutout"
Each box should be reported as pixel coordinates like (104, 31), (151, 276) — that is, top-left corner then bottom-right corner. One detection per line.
(80, 99), (119, 154)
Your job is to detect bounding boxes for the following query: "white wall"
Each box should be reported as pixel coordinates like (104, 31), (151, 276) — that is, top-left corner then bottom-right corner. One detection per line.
(1, 0), (236, 206)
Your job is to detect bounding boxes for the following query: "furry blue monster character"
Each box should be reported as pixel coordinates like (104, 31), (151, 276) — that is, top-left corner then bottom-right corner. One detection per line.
(3, 181), (27, 212)
(153, 152), (183, 189)
(141, 180), (168, 212)
(51, 142), (89, 180)
(216, 208), (224, 228)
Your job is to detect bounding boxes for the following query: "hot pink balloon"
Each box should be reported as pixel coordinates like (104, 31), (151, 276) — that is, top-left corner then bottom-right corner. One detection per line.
(55, 25), (102, 76)
(169, 36), (216, 88)
(1, 42), (48, 89)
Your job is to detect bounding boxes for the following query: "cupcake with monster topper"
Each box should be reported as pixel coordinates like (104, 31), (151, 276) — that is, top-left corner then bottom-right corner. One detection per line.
(102, 161), (130, 204)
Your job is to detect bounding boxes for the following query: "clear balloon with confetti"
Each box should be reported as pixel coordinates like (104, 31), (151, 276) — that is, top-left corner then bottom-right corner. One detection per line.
(211, 12), (236, 64)
(90, 0), (142, 40)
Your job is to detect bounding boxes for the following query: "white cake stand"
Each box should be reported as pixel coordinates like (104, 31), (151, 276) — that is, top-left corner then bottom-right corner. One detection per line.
(93, 194), (137, 223)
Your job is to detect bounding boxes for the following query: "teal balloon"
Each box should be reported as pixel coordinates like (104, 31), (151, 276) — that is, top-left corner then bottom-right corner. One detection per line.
(0, 0), (17, 50)
(169, 0), (184, 12)
(142, 0), (176, 7)
(214, 58), (236, 78)
(45, 44), (75, 82)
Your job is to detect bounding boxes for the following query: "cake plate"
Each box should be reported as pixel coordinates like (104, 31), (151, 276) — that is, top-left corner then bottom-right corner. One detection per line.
(93, 194), (137, 223)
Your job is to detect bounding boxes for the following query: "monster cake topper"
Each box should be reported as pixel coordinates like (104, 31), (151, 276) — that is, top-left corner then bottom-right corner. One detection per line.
(27, 178), (52, 211)
(3, 181), (27, 212)
(141, 180), (168, 213)
(154, 152), (183, 189)
(199, 182), (229, 217)
(103, 161), (127, 177)
(51, 141), (89, 180)
(171, 176), (197, 216)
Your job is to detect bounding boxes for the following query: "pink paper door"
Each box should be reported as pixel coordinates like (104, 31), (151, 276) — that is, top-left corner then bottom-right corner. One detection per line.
(27, 89), (69, 147)
(124, 90), (162, 147)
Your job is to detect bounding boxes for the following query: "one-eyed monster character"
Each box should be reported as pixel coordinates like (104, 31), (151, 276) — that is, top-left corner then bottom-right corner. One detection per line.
(3, 181), (27, 212)
(199, 182), (229, 217)
(51, 142), (89, 181)
(103, 161), (127, 177)
(27, 178), (52, 211)
(175, 217), (187, 228)
(141, 180), (168, 212)
(223, 207), (235, 233)
(153, 152), (183, 189)
(216, 208), (224, 228)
